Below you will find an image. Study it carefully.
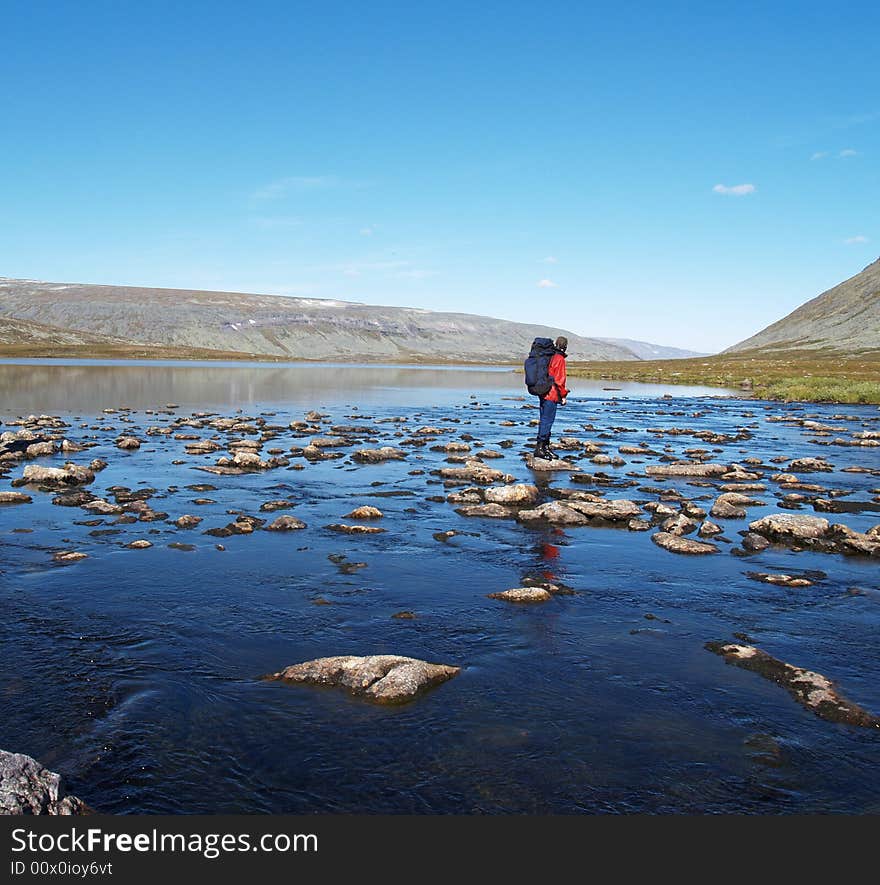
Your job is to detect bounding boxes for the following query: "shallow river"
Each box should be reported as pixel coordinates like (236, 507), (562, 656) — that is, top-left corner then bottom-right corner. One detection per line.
(1, 361), (878, 813)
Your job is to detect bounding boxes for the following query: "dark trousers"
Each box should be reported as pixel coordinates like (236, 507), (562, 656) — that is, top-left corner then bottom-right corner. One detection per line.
(537, 397), (557, 440)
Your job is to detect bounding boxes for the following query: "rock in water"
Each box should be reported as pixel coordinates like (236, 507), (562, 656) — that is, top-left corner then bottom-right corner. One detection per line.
(524, 454), (581, 472)
(646, 463), (728, 477)
(265, 515), (307, 531)
(651, 532), (718, 555)
(15, 462), (95, 487)
(325, 523), (385, 534)
(352, 447), (407, 463)
(488, 587), (553, 603)
(0, 491), (32, 504)
(517, 501), (591, 526)
(455, 503), (515, 518)
(0, 750), (89, 814)
(265, 655), (459, 704)
(344, 505), (384, 519)
(705, 642), (879, 727)
(741, 532), (770, 552)
(483, 484), (539, 505)
(748, 514), (830, 542)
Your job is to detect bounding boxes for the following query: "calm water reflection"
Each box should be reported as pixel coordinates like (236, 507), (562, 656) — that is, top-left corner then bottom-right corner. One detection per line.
(0, 359), (733, 415)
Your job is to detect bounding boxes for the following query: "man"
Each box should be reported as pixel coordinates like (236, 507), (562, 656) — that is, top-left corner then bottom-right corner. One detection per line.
(534, 336), (569, 460)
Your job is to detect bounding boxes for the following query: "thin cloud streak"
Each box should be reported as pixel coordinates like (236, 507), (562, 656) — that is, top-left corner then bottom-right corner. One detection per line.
(712, 183), (756, 196)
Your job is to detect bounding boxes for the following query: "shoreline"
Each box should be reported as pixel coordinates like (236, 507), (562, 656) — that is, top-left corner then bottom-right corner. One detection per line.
(3, 345), (880, 405)
(567, 348), (880, 405)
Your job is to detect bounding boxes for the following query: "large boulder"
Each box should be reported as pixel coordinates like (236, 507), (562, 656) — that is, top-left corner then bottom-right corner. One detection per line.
(265, 655), (459, 704)
(748, 514), (830, 542)
(14, 462), (95, 487)
(0, 750), (88, 815)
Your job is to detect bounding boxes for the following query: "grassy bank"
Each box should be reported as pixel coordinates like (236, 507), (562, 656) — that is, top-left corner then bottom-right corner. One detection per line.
(567, 348), (880, 404)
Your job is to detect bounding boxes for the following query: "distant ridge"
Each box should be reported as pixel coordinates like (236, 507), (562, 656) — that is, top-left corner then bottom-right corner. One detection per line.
(726, 258), (880, 354)
(0, 277), (671, 363)
(596, 338), (708, 359)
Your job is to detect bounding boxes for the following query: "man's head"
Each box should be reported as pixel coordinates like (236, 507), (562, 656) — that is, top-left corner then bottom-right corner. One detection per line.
(554, 336), (568, 354)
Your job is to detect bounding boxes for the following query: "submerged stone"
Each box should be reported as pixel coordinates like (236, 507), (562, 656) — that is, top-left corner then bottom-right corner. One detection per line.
(706, 642), (879, 728)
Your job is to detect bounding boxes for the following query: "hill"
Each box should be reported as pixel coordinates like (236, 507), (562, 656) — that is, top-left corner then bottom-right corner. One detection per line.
(0, 278), (639, 363)
(726, 258), (880, 354)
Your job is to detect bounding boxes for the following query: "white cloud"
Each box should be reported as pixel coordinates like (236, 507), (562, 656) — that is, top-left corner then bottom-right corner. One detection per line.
(712, 183), (756, 196)
(844, 235), (869, 244)
(537, 279), (558, 288)
(541, 256), (558, 264)
(811, 148), (859, 160)
(252, 175), (342, 201)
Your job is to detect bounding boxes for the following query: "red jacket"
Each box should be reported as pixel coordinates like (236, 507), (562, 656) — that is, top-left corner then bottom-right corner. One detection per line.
(544, 353), (569, 403)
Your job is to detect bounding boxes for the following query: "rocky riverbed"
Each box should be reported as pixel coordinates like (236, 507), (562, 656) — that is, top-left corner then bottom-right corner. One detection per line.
(1, 385), (879, 813)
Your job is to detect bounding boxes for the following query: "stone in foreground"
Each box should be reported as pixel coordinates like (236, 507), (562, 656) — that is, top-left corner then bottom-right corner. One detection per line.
(266, 655), (459, 704)
(706, 642), (879, 728)
(0, 750), (89, 815)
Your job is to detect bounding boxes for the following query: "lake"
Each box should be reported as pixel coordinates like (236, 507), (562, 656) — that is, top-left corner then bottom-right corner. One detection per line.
(1, 360), (878, 814)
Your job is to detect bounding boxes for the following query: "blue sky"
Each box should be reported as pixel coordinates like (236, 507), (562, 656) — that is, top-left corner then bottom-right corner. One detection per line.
(1, 1), (877, 352)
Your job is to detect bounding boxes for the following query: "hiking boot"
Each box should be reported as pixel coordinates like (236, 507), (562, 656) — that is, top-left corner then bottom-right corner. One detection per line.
(533, 442), (552, 460)
(542, 442), (559, 460)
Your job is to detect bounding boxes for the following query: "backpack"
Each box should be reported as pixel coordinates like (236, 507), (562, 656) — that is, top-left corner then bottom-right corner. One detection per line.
(523, 337), (556, 396)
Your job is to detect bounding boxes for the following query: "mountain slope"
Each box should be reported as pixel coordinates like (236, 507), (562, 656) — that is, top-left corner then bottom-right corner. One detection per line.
(596, 338), (708, 359)
(726, 258), (880, 354)
(0, 315), (134, 347)
(0, 278), (640, 362)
